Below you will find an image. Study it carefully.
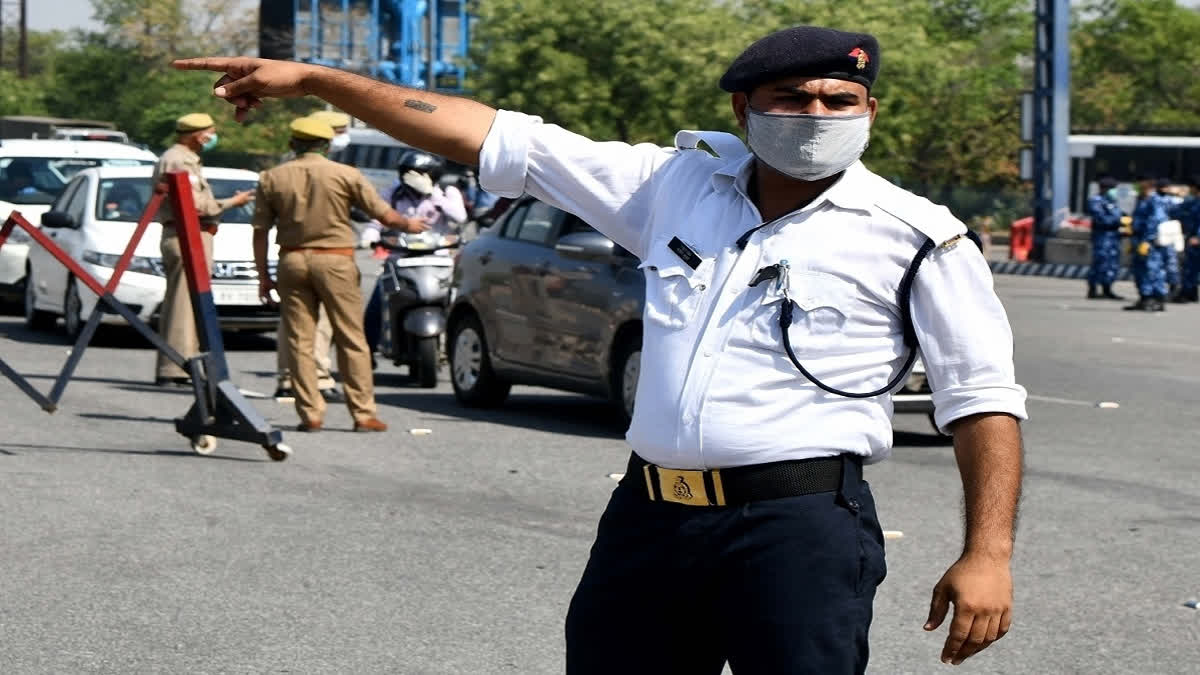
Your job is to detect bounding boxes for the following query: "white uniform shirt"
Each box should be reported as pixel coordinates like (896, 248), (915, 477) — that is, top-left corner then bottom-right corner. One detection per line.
(479, 110), (1028, 470)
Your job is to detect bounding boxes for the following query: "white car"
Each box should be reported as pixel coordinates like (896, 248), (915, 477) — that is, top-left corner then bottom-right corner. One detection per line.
(0, 139), (157, 305)
(23, 165), (280, 337)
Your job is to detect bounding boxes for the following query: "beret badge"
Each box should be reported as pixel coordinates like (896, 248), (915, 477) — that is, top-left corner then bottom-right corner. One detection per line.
(848, 47), (869, 70)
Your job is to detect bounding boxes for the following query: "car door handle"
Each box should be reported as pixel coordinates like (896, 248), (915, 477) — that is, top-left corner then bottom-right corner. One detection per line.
(479, 251), (492, 265)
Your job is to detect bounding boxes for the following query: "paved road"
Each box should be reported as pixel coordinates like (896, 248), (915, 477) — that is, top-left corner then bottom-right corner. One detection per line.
(0, 273), (1196, 674)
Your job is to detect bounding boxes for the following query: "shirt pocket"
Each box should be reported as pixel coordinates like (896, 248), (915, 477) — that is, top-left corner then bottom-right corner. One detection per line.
(750, 270), (855, 354)
(638, 245), (714, 331)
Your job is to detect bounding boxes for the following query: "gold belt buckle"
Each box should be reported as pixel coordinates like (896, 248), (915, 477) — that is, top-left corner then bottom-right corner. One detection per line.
(644, 466), (726, 506)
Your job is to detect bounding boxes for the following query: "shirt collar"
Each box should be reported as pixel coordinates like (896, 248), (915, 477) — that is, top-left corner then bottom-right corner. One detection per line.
(713, 157), (873, 214)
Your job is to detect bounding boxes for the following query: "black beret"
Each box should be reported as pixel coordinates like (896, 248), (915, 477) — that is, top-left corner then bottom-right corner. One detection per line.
(1097, 176), (1119, 191)
(719, 26), (880, 93)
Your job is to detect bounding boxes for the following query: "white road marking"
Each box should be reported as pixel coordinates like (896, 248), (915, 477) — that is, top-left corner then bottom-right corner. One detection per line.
(884, 531), (904, 540)
(409, 428), (433, 435)
(608, 473), (624, 481)
(1112, 336), (1200, 352)
(237, 388), (270, 399)
(1027, 394), (1098, 406)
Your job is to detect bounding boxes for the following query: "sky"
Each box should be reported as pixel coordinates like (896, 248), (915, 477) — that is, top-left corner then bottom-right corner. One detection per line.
(26, 0), (256, 33)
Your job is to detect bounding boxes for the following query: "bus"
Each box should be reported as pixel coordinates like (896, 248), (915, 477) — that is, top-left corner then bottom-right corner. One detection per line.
(1069, 134), (1200, 211)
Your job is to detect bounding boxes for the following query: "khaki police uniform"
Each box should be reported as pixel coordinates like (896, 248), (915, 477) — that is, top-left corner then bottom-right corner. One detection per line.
(277, 303), (335, 391)
(153, 113), (236, 380)
(253, 119), (394, 426)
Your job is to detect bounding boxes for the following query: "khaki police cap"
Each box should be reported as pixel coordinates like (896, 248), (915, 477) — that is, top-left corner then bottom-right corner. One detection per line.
(309, 110), (351, 129)
(290, 117), (335, 141)
(175, 113), (215, 133)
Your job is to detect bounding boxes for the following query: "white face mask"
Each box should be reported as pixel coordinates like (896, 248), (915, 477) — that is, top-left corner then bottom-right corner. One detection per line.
(329, 134), (350, 152)
(745, 108), (871, 182)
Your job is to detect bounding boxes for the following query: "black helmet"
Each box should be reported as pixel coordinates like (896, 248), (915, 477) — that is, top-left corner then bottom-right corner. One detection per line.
(396, 149), (445, 180)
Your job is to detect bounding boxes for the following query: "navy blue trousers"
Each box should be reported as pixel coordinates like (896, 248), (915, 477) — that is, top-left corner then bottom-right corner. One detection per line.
(565, 455), (887, 675)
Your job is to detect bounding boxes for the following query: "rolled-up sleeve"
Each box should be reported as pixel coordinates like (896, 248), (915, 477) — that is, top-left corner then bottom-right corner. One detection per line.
(477, 109), (676, 259)
(911, 241), (1028, 434)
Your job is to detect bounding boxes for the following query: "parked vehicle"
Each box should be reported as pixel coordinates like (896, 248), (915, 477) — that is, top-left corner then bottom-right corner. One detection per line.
(372, 230), (459, 387)
(448, 196), (940, 431)
(0, 140), (157, 307)
(23, 166), (279, 337)
(446, 198), (645, 423)
(0, 116), (128, 143)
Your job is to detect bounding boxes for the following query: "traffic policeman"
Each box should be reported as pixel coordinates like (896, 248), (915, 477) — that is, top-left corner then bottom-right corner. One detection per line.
(152, 112), (253, 386)
(252, 118), (427, 432)
(1085, 177), (1125, 300)
(181, 26), (1029, 672)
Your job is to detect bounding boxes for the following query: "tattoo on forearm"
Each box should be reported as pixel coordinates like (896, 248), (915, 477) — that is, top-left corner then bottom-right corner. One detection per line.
(404, 99), (437, 113)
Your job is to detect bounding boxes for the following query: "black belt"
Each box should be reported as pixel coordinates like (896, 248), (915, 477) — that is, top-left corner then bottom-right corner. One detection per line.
(628, 452), (859, 507)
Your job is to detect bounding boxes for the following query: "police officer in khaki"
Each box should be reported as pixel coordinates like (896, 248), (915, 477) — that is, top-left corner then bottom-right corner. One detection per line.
(153, 112), (254, 386)
(253, 117), (427, 432)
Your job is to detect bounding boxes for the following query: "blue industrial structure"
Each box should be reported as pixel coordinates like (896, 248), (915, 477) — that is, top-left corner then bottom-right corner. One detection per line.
(1031, 0), (1070, 260)
(260, 1), (471, 91)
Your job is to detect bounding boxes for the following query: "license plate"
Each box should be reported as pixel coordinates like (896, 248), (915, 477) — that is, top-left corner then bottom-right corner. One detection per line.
(212, 285), (260, 306)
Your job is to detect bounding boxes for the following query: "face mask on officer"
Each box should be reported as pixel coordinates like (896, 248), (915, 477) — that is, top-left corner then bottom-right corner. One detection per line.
(201, 132), (219, 152)
(744, 108), (871, 182)
(329, 133), (350, 153)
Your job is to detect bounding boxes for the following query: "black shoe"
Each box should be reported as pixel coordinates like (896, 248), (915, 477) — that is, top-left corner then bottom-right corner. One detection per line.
(1100, 286), (1124, 300)
(1123, 297), (1154, 311)
(155, 376), (191, 389)
(1087, 285), (1101, 299)
(273, 387), (296, 402)
(320, 388), (345, 404)
(1152, 297), (1167, 311)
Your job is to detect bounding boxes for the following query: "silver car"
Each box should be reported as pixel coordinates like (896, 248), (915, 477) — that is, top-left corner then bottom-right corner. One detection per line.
(447, 197), (936, 430)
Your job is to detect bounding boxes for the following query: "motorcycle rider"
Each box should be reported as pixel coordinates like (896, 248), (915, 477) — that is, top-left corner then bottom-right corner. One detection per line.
(364, 150), (466, 355)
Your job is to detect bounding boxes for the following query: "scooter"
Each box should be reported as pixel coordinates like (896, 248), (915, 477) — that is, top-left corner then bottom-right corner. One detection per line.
(373, 230), (460, 387)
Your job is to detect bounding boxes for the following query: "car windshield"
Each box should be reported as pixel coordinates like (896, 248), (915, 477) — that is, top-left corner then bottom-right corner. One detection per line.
(0, 157), (152, 205)
(95, 176), (257, 224)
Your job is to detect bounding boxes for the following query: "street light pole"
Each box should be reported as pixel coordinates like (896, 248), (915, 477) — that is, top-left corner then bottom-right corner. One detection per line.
(17, 0), (26, 78)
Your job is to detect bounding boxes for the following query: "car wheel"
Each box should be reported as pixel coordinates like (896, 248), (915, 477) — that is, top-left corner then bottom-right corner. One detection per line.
(23, 267), (55, 331)
(448, 312), (510, 407)
(610, 333), (642, 427)
(63, 277), (85, 340)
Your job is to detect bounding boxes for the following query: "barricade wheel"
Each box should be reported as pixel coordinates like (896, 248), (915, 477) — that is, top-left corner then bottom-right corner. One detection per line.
(191, 435), (217, 455)
(265, 443), (291, 462)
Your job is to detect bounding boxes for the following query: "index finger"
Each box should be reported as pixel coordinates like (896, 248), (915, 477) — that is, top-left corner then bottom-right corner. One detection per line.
(172, 57), (238, 72)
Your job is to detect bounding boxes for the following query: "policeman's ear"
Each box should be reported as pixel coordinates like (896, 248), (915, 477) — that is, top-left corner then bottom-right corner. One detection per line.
(732, 92), (749, 130)
(868, 96), (878, 124)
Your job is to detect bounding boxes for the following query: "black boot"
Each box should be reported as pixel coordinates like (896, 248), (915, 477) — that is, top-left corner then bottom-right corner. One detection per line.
(1087, 284), (1101, 299)
(1153, 295), (1167, 311)
(1123, 296), (1153, 311)
(1101, 285), (1124, 300)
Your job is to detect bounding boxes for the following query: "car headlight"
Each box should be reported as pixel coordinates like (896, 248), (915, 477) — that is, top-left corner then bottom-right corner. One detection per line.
(82, 250), (165, 276)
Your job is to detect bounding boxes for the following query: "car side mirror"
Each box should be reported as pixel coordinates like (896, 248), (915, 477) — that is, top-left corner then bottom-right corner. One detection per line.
(555, 231), (618, 262)
(41, 210), (77, 229)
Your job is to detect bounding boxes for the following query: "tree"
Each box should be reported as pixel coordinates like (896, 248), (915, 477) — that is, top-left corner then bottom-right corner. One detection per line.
(1072, 0), (1200, 133)
(468, 0), (754, 144)
(468, 0), (1032, 194)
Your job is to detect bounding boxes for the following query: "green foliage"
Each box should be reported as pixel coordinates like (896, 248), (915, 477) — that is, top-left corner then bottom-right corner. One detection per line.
(1072, 0), (1200, 133)
(469, 0), (1033, 189)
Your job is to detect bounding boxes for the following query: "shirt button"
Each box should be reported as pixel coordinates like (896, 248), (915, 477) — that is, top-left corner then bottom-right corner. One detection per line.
(697, 284), (707, 291)
(703, 350), (712, 358)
